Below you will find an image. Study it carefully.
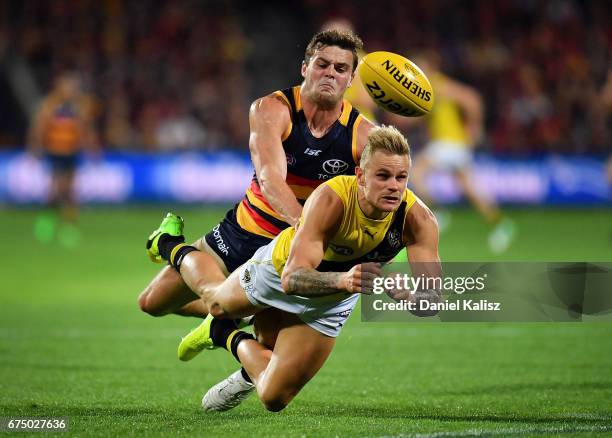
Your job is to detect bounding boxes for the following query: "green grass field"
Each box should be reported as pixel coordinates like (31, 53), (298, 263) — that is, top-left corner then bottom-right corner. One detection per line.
(1, 207), (611, 437)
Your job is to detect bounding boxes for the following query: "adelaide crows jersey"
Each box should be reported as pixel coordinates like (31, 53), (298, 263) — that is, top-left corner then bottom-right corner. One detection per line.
(272, 175), (417, 275)
(44, 101), (82, 155)
(235, 86), (365, 238)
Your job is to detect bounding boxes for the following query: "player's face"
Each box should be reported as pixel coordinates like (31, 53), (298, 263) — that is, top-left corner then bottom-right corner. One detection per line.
(301, 46), (354, 108)
(358, 151), (410, 216)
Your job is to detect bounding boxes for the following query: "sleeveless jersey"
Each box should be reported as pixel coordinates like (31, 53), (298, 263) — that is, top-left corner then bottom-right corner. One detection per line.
(272, 175), (417, 275)
(44, 101), (81, 155)
(427, 72), (470, 145)
(235, 86), (365, 238)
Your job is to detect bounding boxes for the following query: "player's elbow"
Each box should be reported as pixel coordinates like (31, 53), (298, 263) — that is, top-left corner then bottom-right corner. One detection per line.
(257, 168), (282, 195)
(280, 270), (294, 295)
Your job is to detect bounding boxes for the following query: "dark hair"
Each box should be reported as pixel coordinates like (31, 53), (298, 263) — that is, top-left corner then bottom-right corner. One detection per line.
(304, 29), (363, 72)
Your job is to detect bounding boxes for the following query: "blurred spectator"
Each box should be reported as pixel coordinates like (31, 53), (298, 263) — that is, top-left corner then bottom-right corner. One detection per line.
(27, 70), (98, 247)
(154, 101), (207, 151)
(1, 0), (610, 154)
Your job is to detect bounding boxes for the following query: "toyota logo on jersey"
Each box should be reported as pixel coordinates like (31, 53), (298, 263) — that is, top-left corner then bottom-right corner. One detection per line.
(322, 159), (349, 175)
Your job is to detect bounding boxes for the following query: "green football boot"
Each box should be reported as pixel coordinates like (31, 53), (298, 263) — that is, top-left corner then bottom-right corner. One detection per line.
(146, 212), (185, 263)
(178, 314), (218, 361)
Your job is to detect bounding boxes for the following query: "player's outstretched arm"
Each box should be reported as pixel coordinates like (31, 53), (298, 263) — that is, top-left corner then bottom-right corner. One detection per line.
(354, 116), (377, 162)
(280, 185), (382, 297)
(27, 100), (50, 157)
(249, 94), (302, 226)
(400, 198), (443, 316)
(405, 198), (441, 266)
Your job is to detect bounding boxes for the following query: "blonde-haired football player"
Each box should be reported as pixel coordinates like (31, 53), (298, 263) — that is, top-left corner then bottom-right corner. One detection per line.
(140, 28), (378, 410)
(146, 126), (441, 412)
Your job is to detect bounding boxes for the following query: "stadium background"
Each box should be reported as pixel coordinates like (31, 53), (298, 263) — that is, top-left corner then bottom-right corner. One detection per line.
(1, 0), (611, 436)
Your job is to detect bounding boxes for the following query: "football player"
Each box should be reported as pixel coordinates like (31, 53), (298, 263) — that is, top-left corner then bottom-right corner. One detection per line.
(146, 126), (441, 412)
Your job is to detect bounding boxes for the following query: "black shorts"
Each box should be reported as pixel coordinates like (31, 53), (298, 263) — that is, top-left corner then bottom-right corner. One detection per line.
(204, 205), (274, 273)
(46, 153), (78, 172)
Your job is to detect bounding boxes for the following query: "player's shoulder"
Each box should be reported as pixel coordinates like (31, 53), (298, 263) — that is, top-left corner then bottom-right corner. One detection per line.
(404, 196), (439, 236)
(250, 91), (292, 116)
(323, 175), (355, 199)
(354, 116), (377, 158)
(249, 91), (292, 133)
(302, 181), (345, 229)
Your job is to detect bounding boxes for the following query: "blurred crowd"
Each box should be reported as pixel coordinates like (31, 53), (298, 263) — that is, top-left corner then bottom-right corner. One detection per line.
(0, 0), (610, 154)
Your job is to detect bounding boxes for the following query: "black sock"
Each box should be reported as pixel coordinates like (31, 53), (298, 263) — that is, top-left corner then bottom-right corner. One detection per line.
(209, 318), (238, 347)
(209, 318), (255, 361)
(229, 331), (255, 362)
(157, 233), (185, 260)
(156, 234), (198, 272)
(240, 367), (252, 383)
(171, 245), (197, 271)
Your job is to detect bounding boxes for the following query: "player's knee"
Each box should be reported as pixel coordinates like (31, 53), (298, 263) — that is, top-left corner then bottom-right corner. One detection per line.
(138, 289), (165, 317)
(258, 386), (293, 412)
(208, 302), (227, 319)
(259, 393), (288, 412)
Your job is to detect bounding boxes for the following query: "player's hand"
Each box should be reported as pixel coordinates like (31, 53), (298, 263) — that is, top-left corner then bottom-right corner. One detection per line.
(384, 271), (413, 302)
(343, 262), (382, 294)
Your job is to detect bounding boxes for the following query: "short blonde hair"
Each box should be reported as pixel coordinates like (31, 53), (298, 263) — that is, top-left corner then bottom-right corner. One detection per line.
(359, 125), (411, 168)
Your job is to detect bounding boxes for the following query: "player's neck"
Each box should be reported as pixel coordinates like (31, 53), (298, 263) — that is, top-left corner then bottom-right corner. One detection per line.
(357, 187), (390, 220)
(301, 93), (343, 139)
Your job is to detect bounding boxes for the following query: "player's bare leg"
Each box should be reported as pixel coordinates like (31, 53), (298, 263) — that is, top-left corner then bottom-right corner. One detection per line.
(197, 306), (334, 412)
(200, 308), (281, 412)
(175, 265), (334, 411)
(139, 265), (200, 316)
(454, 167), (501, 224)
(237, 313), (335, 411)
(454, 168), (516, 253)
(179, 259), (262, 319)
(139, 239), (226, 317)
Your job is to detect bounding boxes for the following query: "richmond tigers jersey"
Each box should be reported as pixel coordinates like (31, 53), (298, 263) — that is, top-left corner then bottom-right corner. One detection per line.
(235, 86), (366, 238)
(427, 72), (470, 145)
(272, 175), (417, 275)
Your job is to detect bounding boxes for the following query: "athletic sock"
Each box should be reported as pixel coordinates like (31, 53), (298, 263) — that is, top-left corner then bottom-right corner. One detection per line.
(158, 233), (185, 260)
(158, 234), (197, 271)
(240, 367), (252, 383)
(209, 318), (254, 362)
(228, 331), (255, 362)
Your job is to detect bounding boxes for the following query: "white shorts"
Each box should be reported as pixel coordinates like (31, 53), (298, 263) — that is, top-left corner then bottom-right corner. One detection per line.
(425, 140), (473, 170)
(238, 240), (359, 337)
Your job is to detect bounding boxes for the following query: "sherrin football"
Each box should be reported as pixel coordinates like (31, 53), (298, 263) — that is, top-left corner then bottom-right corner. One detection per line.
(358, 51), (434, 117)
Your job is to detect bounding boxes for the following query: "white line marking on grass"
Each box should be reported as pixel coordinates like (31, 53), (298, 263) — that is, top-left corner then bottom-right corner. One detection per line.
(378, 423), (612, 438)
(407, 424), (612, 437)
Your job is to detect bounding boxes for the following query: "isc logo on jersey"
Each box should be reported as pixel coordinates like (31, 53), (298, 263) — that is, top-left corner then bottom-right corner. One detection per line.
(358, 51), (434, 117)
(304, 148), (322, 156)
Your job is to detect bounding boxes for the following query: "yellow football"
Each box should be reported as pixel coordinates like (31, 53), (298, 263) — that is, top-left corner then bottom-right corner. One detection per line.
(358, 51), (434, 117)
